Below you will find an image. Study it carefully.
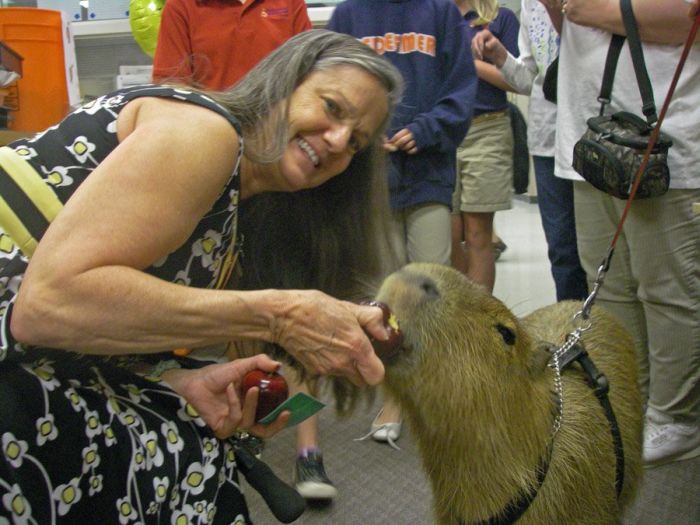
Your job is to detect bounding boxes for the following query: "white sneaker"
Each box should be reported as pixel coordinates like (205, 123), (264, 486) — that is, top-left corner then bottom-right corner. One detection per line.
(643, 409), (700, 465)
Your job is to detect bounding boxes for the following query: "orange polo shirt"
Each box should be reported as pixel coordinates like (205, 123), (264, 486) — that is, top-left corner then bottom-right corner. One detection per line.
(152, 0), (312, 90)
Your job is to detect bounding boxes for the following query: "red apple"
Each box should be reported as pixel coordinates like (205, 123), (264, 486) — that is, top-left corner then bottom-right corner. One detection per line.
(360, 300), (404, 361)
(241, 369), (289, 421)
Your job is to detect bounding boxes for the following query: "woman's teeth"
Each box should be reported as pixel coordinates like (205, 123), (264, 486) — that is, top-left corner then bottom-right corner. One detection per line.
(297, 138), (319, 166)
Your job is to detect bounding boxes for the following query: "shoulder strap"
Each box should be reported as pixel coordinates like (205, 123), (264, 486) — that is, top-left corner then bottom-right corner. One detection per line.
(598, 35), (626, 115)
(620, 0), (658, 124)
(598, 0), (658, 124)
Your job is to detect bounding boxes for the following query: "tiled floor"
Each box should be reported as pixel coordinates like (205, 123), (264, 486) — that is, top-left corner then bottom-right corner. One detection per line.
(493, 196), (557, 316)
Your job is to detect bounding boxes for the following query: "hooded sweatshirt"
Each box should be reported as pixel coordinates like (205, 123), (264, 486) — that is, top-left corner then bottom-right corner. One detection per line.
(328, 0), (477, 209)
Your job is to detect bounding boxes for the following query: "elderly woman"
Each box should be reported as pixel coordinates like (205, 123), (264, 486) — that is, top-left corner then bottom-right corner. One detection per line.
(0, 30), (403, 523)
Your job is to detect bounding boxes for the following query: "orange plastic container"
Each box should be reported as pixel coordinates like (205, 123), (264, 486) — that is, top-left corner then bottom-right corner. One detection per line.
(0, 8), (73, 132)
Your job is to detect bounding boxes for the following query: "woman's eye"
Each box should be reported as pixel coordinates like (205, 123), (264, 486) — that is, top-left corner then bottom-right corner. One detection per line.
(325, 98), (341, 116)
(349, 135), (362, 154)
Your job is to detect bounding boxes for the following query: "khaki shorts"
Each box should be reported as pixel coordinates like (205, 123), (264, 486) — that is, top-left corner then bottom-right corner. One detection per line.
(453, 111), (513, 213)
(388, 203), (451, 266)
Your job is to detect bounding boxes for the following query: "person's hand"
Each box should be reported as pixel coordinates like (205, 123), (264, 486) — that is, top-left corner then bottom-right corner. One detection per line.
(689, 0), (700, 18)
(560, 0), (611, 23)
(161, 354), (290, 439)
(385, 128), (418, 155)
(471, 29), (508, 67)
(383, 129), (418, 154)
(538, 0), (562, 10)
(384, 128), (418, 155)
(270, 290), (390, 386)
(383, 136), (398, 152)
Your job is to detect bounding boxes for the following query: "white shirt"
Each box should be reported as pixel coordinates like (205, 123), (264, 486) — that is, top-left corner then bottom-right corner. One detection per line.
(555, 20), (700, 188)
(500, 0), (558, 156)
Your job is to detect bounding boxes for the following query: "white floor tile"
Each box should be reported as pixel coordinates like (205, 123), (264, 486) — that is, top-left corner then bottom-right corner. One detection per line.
(493, 198), (557, 316)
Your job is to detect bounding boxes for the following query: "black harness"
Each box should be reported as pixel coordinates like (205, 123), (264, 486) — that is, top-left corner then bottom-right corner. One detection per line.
(462, 341), (625, 525)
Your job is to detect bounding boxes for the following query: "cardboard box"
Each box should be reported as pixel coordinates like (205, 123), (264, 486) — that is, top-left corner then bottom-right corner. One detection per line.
(0, 129), (33, 145)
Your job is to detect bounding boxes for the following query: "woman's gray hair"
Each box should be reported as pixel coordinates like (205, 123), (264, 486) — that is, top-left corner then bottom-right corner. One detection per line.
(208, 29), (404, 162)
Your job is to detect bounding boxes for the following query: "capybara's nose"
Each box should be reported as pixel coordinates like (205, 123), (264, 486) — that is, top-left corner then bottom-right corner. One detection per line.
(419, 277), (439, 300)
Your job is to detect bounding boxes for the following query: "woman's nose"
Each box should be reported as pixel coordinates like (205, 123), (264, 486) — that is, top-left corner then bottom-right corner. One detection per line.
(324, 123), (353, 153)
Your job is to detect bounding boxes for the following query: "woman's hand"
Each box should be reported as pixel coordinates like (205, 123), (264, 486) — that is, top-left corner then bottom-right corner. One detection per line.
(161, 354), (290, 439)
(270, 291), (390, 386)
(689, 0), (700, 18)
(538, 0), (562, 9)
(472, 29), (508, 67)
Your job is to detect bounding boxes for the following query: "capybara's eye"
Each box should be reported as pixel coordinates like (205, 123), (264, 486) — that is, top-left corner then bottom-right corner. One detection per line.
(420, 278), (439, 300)
(495, 324), (516, 346)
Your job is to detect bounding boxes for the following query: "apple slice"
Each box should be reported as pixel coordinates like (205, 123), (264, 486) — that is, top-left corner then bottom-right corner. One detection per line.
(361, 300), (404, 361)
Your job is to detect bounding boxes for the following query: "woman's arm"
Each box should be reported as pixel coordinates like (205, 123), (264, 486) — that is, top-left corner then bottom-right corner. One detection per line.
(473, 59), (516, 92)
(564, 0), (698, 44)
(10, 98), (387, 385)
(471, 24), (539, 95)
(539, 0), (564, 33)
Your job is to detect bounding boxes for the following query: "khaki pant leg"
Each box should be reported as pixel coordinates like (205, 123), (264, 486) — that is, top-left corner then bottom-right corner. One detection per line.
(389, 203), (451, 266)
(574, 182), (700, 423)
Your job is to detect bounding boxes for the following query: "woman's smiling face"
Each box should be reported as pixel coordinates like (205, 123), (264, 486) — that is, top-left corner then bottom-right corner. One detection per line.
(275, 65), (389, 192)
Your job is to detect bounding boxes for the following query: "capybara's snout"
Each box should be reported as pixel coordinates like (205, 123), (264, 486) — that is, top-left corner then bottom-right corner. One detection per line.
(374, 263), (530, 381)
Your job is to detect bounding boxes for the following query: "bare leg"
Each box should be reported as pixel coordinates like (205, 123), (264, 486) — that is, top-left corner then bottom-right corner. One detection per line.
(451, 213), (468, 274)
(375, 389), (402, 425)
(287, 370), (319, 451)
(462, 211), (496, 293)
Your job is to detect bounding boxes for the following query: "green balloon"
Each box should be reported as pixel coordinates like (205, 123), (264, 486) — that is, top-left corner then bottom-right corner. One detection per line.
(129, 0), (166, 57)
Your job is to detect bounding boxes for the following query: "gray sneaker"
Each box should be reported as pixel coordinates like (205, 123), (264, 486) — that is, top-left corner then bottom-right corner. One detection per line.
(294, 450), (338, 500)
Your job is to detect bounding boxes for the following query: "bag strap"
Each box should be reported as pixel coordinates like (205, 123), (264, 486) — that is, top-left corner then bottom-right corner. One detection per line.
(597, 0), (658, 125)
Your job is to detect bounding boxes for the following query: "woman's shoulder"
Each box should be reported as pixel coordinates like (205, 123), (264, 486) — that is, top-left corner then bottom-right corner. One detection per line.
(126, 96), (237, 137)
(114, 85), (240, 137)
(116, 97), (240, 164)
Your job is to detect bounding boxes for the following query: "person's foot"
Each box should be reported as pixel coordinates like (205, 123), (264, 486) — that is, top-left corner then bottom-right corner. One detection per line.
(369, 408), (402, 450)
(493, 238), (508, 261)
(294, 449), (337, 500)
(643, 408), (700, 465)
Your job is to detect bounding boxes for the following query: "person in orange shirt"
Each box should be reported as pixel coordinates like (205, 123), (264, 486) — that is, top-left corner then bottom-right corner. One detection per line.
(153, 0), (312, 89)
(152, 0), (335, 501)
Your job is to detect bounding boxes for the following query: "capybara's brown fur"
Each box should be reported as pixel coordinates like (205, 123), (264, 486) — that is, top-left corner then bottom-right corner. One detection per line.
(375, 263), (643, 525)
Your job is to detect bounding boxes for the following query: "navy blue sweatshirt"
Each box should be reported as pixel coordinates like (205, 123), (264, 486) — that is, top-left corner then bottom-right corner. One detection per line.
(328, 0), (477, 210)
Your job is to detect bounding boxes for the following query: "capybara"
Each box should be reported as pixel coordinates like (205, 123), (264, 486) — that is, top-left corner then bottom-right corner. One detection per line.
(374, 263), (643, 525)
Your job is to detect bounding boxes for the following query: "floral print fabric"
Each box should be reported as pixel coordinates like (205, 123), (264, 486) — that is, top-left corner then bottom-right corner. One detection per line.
(0, 86), (252, 523)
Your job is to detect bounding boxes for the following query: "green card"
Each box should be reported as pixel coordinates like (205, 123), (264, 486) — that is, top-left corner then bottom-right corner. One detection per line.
(258, 392), (325, 427)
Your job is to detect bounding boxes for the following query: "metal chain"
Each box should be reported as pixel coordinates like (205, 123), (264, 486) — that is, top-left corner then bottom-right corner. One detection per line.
(549, 327), (589, 438)
(548, 246), (611, 437)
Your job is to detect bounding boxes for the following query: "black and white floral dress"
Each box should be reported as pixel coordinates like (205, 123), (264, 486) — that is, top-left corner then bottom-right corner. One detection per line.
(0, 86), (253, 524)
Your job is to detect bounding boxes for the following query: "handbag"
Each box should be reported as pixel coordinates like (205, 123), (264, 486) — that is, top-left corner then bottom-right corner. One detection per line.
(572, 0), (672, 200)
(542, 55), (557, 104)
(509, 102), (530, 194)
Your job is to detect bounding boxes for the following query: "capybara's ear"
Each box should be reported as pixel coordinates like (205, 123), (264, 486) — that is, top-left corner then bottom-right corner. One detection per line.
(528, 342), (552, 377)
